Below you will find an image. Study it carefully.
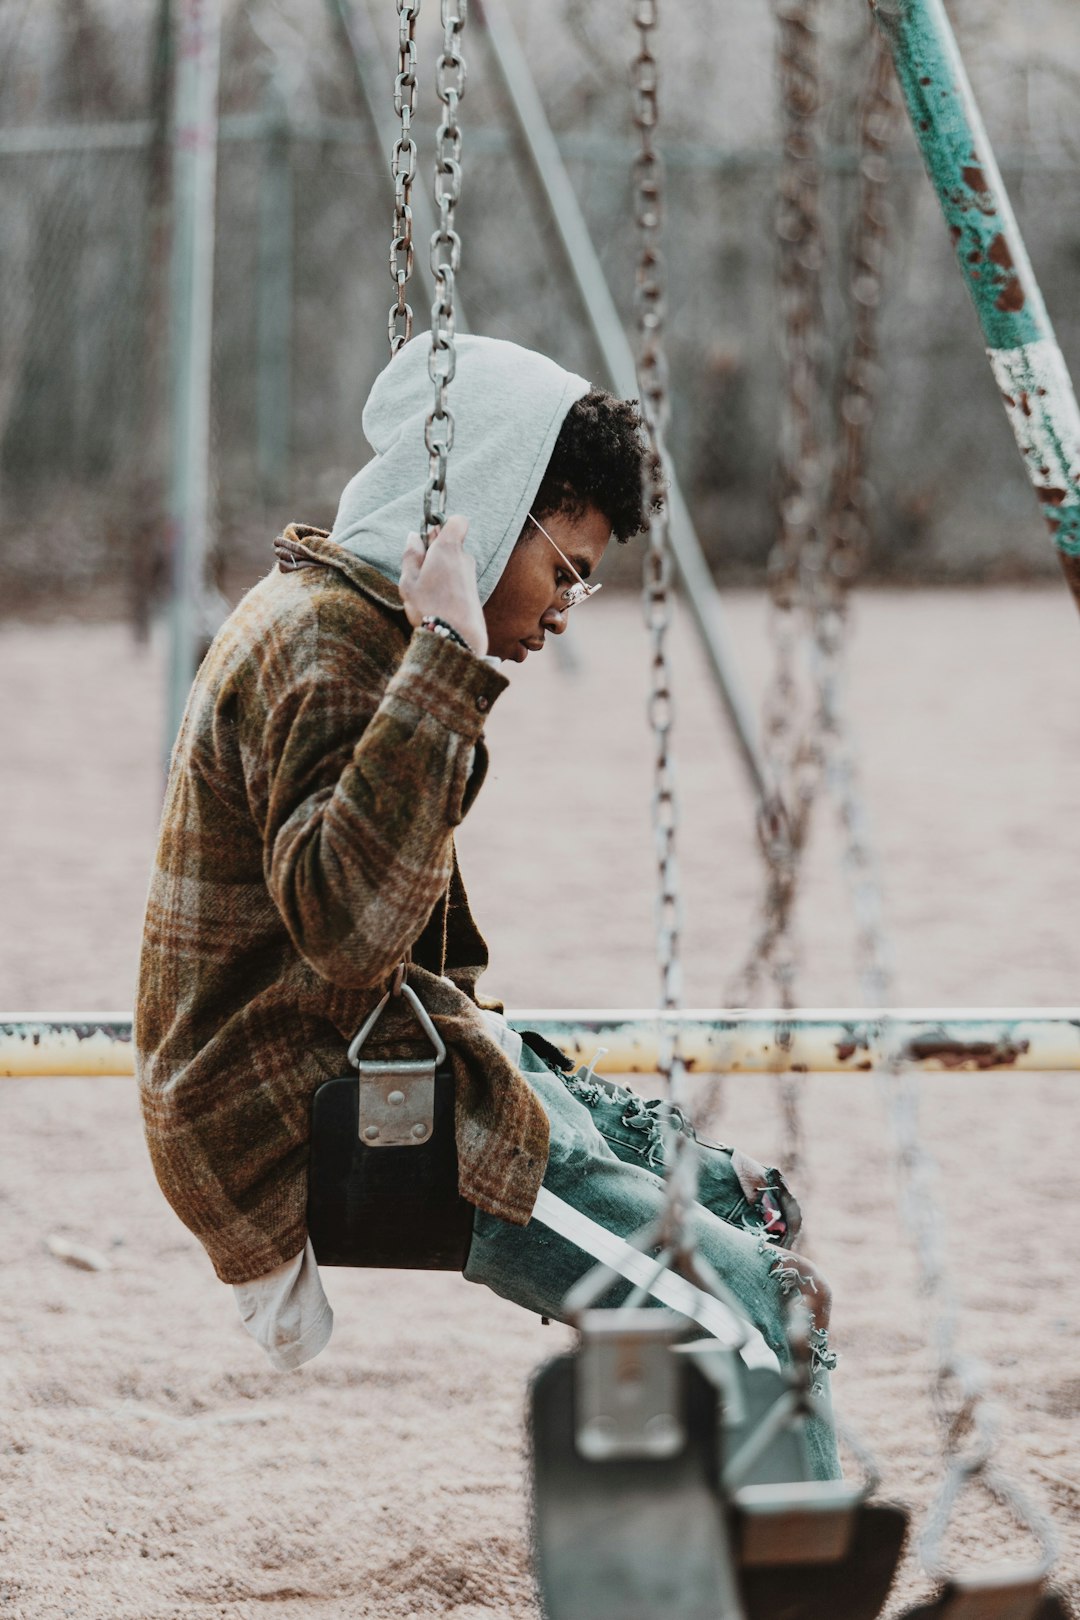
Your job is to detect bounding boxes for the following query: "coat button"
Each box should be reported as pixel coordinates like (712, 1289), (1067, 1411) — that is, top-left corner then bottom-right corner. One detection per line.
(476, 694), (490, 713)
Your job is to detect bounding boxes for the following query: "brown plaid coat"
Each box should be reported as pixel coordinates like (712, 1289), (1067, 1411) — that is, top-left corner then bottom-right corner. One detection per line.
(135, 524), (550, 1284)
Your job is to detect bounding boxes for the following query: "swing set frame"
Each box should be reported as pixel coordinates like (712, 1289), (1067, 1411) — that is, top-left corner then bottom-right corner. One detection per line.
(7, 1), (1080, 1612)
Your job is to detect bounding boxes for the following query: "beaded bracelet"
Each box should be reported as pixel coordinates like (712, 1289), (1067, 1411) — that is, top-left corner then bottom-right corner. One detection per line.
(420, 615), (472, 653)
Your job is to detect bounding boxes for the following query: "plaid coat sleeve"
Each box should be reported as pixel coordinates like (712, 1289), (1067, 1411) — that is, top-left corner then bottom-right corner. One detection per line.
(238, 573), (507, 987)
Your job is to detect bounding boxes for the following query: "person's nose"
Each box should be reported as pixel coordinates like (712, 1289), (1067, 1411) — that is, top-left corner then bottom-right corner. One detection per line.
(541, 601), (569, 635)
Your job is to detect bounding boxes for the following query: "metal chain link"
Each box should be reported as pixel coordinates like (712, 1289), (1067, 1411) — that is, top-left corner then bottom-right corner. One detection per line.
(824, 29), (900, 597)
(816, 588), (1057, 1566)
(809, 31), (1056, 1578)
(797, 21), (902, 1006)
(725, 0), (830, 1183)
(630, 0), (694, 1252)
(816, 614), (1058, 1577)
(388, 0), (420, 355)
(726, 10), (903, 1187)
(423, 0), (467, 539)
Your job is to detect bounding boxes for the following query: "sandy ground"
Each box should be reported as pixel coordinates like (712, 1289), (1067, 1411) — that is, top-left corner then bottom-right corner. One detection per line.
(2, 585), (1079, 1619)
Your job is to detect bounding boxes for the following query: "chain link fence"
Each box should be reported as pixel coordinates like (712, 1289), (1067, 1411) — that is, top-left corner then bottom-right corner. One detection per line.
(2, 0), (1079, 613)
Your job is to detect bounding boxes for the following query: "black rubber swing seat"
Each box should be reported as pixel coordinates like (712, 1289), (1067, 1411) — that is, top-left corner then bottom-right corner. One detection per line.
(735, 1495), (908, 1620)
(307, 979), (473, 1270)
(307, 1059), (473, 1268)
(725, 1362), (908, 1620)
(899, 1581), (1076, 1620)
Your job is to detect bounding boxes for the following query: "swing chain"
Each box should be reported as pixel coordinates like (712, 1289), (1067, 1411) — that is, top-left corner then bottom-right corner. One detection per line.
(817, 418), (1058, 1576)
(725, 0), (831, 1180)
(423, 0), (467, 539)
(631, 0), (695, 1257)
(631, 0), (681, 1059)
(825, 29), (901, 595)
(867, 967), (1058, 1571)
(806, 26), (902, 1006)
(810, 585), (1012, 1556)
(389, 0), (421, 355)
(728, 14), (1055, 1568)
(770, 0), (828, 625)
(759, 0), (829, 952)
(729, 12), (899, 1183)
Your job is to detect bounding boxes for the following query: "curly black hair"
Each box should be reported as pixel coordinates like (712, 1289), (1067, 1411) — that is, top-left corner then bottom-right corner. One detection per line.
(530, 387), (648, 542)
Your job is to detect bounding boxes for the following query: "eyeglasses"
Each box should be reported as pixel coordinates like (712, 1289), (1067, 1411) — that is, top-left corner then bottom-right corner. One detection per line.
(527, 511), (603, 610)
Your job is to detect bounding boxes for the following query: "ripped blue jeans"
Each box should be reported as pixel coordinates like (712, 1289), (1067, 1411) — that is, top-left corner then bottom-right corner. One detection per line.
(464, 1040), (841, 1481)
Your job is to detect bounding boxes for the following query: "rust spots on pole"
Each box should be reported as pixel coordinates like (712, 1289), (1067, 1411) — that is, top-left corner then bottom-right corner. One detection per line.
(903, 1034), (1030, 1069)
(987, 234), (1013, 269)
(870, 0), (1043, 347)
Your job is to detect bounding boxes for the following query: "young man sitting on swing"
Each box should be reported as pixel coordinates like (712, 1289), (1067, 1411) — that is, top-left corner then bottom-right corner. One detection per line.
(136, 333), (839, 1479)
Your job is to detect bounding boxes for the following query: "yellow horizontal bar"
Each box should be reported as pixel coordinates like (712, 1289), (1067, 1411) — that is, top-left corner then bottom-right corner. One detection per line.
(3, 1011), (1080, 1078)
(1, 1016), (135, 1077)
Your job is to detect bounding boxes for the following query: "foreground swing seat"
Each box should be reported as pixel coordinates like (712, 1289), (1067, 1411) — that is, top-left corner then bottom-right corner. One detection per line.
(530, 1321), (908, 1620)
(531, 1326), (739, 1620)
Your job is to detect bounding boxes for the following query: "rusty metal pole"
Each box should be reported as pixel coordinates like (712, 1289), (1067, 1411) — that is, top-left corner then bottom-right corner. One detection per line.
(165, 0), (222, 762)
(6, 1011), (1080, 1078)
(869, 0), (1080, 606)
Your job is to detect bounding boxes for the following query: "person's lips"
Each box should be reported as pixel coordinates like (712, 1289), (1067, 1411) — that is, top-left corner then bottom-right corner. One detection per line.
(521, 637), (546, 653)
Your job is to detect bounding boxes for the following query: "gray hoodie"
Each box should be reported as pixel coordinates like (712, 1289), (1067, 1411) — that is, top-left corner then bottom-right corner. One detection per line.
(329, 334), (589, 603)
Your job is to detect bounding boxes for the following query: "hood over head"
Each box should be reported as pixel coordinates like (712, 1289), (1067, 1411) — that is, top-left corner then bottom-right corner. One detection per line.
(329, 334), (590, 604)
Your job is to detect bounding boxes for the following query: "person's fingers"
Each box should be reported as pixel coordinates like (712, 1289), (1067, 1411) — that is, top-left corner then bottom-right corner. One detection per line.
(435, 513), (469, 546)
(777, 1182), (802, 1240)
(732, 1147), (769, 1203)
(772, 1249), (831, 1330)
(399, 531), (423, 584)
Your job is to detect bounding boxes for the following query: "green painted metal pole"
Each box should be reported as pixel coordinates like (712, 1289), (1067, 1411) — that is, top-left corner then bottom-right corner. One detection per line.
(870, 0), (1080, 605)
(256, 75), (293, 504)
(165, 0), (222, 762)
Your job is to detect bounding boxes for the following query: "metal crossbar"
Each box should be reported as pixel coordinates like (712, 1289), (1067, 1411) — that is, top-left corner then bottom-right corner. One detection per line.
(3, 1011), (1079, 1078)
(0, 119), (1067, 177)
(479, 0), (768, 803)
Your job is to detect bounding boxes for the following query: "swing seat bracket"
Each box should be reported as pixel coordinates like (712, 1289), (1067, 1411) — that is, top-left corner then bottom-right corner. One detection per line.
(575, 1309), (686, 1461)
(345, 978), (448, 1148)
(355, 1058), (436, 1146)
